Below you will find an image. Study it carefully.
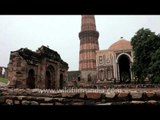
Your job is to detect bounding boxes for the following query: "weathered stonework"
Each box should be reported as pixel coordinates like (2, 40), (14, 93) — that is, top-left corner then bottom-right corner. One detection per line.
(96, 39), (133, 84)
(86, 93), (101, 99)
(1, 87), (160, 105)
(130, 92), (143, 100)
(7, 45), (68, 89)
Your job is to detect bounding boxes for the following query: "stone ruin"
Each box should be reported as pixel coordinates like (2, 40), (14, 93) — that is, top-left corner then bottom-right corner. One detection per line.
(7, 45), (68, 89)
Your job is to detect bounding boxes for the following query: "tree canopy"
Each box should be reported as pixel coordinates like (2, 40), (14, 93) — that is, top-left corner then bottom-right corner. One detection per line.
(131, 28), (160, 83)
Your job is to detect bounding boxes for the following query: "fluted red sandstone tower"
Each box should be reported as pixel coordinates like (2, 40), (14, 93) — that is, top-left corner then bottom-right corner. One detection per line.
(79, 15), (99, 82)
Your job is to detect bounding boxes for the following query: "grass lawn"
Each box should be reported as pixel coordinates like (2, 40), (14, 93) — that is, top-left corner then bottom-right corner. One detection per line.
(0, 77), (8, 84)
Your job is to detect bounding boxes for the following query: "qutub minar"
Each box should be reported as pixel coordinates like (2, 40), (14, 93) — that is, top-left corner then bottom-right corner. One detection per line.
(79, 15), (99, 83)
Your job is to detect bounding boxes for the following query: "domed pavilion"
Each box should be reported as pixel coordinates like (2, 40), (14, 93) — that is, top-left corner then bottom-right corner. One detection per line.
(96, 37), (133, 83)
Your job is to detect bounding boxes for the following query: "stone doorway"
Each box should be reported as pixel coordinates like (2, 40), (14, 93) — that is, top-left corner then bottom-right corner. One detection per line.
(45, 65), (55, 89)
(27, 69), (35, 89)
(118, 54), (131, 83)
(60, 73), (63, 89)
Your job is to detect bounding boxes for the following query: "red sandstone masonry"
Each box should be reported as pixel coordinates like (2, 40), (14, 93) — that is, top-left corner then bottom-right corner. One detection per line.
(79, 15), (99, 71)
(86, 93), (101, 99)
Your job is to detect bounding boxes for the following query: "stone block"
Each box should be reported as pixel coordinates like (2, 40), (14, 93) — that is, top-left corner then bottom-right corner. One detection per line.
(53, 98), (65, 102)
(55, 102), (64, 105)
(72, 102), (84, 105)
(21, 100), (30, 105)
(86, 93), (101, 99)
(155, 91), (160, 98)
(130, 92), (143, 100)
(36, 97), (45, 102)
(147, 100), (157, 105)
(44, 98), (53, 102)
(105, 92), (116, 99)
(96, 103), (112, 105)
(40, 103), (53, 105)
(131, 101), (145, 104)
(117, 92), (130, 101)
(0, 96), (5, 104)
(62, 93), (79, 98)
(145, 92), (155, 98)
(14, 100), (20, 105)
(30, 101), (39, 105)
(117, 92), (129, 98)
(17, 96), (26, 100)
(6, 99), (13, 105)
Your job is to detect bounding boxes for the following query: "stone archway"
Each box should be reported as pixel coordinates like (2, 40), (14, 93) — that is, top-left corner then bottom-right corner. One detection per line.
(118, 54), (131, 83)
(60, 73), (63, 89)
(45, 65), (55, 89)
(27, 69), (35, 89)
(46, 71), (51, 89)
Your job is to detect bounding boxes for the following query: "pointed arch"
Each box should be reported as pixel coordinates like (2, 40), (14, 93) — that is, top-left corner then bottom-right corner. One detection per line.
(45, 65), (55, 89)
(27, 69), (35, 88)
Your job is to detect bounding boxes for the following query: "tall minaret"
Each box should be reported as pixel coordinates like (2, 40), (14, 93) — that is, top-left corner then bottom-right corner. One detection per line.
(79, 15), (99, 82)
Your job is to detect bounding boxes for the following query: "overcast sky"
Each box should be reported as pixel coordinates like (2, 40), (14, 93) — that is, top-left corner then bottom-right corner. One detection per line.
(0, 15), (160, 71)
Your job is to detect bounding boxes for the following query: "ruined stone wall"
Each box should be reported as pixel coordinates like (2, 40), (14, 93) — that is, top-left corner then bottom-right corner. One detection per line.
(7, 52), (39, 88)
(7, 52), (28, 88)
(35, 59), (68, 89)
(81, 70), (97, 84)
(7, 49), (68, 89)
(60, 67), (68, 88)
(1, 87), (160, 105)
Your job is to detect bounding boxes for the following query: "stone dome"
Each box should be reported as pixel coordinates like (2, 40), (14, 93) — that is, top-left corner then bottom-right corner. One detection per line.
(108, 38), (132, 51)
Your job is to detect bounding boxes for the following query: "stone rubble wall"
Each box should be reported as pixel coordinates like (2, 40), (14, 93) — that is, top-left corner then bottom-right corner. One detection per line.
(0, 87), (160, 105)
(66, 83), (160, 89)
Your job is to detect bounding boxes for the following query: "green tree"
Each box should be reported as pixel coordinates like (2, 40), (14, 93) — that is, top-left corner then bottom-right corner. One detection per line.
(131, 28), (158, 83)
(149, 35), (160, 83)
